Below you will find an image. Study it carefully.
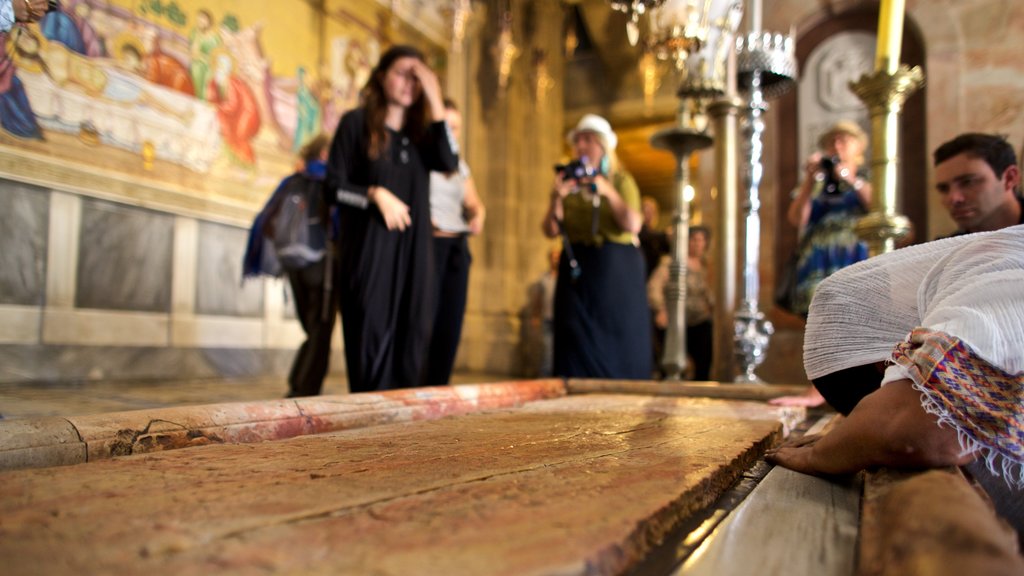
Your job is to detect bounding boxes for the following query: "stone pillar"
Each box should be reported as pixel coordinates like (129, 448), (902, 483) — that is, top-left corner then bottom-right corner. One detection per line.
(456, 0), (566, 376)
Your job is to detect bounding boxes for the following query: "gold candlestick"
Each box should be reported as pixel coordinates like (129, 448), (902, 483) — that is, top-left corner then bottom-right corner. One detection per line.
(849, 65), (924, 255)
(849, 0), (921, 256)
(875, 0), (905, 74)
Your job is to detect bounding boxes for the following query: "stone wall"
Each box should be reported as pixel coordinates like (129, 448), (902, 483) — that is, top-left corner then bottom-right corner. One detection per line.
(448, 0), (568, 377)
(0, 178), (312, 383)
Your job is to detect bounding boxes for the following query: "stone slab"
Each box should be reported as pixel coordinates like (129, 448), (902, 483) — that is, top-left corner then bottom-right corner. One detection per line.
(0, 418), (86, 469)
(0, 380), (566, 471)
(0, 394), (783, 575)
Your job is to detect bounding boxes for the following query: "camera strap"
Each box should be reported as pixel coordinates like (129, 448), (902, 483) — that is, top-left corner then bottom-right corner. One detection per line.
(553, 217), (582, 282)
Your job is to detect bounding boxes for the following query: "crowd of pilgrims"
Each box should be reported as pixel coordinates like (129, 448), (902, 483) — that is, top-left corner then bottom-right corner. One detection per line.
(287, 44), (717, 396)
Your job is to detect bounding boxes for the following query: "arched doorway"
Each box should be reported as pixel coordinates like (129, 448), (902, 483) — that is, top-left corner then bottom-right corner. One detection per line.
(774, 4), (928, 280)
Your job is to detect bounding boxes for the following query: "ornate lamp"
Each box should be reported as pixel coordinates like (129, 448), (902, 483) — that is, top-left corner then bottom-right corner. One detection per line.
(733, 23), (796, 383)
(649, 0), (743, 380)
(609, 0), (666, 46)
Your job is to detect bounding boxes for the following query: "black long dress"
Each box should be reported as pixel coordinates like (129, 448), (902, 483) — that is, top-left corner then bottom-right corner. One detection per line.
(327, 108), (458, 393)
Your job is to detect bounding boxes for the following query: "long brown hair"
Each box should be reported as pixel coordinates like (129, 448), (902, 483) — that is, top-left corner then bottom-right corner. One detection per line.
(360, 45), (429, 160)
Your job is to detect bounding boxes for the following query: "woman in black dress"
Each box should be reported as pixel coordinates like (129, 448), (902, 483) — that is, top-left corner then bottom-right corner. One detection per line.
(326, 45), (458, 393)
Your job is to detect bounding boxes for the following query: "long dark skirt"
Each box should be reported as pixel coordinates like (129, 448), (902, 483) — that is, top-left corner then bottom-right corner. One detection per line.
(553, 242), (652, 379)
(336, 209), (434, 394)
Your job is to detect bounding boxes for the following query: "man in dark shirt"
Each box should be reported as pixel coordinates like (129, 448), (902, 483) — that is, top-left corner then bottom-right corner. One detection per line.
(934, 133), (1022, 236)
(638, 196), (669, 279)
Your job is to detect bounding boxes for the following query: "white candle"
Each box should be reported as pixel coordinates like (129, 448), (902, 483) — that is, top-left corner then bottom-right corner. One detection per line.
(875, 0), (905, 74)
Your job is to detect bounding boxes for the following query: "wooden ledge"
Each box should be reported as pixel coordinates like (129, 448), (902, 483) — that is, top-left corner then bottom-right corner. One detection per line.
(859, 468), (1024, 576)
(568, 379), (811, 401)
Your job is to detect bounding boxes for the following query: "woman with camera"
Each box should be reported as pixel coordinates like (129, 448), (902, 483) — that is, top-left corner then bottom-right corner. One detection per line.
(542, 114), (651, 379)
(784, 120), (873, 317)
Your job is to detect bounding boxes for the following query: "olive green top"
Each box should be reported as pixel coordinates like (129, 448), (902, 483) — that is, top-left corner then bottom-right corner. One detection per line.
(560, 170), (640, 246)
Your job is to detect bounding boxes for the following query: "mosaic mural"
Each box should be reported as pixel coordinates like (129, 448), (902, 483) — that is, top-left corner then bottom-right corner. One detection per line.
(0, 0), (447, 210)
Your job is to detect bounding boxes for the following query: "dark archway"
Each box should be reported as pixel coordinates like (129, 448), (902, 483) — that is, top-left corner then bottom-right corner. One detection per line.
(774, 4), (927, 279)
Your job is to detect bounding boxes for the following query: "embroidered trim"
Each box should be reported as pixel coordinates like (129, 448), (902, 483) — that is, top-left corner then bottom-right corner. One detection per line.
(892, 328), (1024, 489)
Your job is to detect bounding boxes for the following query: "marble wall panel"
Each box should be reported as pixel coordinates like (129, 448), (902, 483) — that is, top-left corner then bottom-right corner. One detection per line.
(0, 344), (301, 384)
(195, 222), (263, 318)
(0, 181), (48, 306)
(76, 199), (173, 312)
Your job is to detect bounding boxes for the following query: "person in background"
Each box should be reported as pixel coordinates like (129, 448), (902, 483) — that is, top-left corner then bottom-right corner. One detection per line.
(524, 247), (559, 378)
(542, 114), (651, 379)
(934, 132), (1021, 236)
(684, 225), (713, 381)
(785, 120), (872, 317)
(773, 132), (1022, 409)
(640, 196), (671, 375)
(326, 45), (458, 393)
(639, 195), (669, 279)
(426, 98), (485, 385)
(647, 226), (714, 380)
(281, 135), (336, 397)
(1, 0), (49, 32)
(242, 135), (336, 397)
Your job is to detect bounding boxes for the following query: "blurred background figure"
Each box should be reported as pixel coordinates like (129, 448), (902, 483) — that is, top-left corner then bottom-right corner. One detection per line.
(542, 114), (651, 379)
(242, 135), (336, 397)
(684, 225), (713, 381)
(783, 120), (872, 317)
(327, 45), (458, 393)
(280, 136), (336, 397)
(426, 98), (485, 385)
(523, 247), (559, 378)
(647, 225), (714, 381)
(638, 195), (669, 279)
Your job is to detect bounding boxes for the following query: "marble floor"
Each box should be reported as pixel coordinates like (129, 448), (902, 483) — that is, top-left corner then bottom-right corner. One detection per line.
(0, 372), (509, 421)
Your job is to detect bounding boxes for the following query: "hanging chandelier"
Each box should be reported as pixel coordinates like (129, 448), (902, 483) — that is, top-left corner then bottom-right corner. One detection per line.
(609, 0), (667, 46)
(649, 0), (743, 100)
(648, 0), (743, 72)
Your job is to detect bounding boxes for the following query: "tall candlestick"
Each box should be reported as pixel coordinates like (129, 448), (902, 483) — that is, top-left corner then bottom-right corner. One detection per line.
(875, 0), (905, 74)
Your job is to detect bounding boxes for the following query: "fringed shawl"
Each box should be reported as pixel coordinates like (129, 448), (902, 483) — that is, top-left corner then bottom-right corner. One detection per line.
(805, 225), (1024, 486)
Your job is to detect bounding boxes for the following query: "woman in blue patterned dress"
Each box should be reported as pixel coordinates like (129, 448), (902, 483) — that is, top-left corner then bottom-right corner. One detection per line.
(785, 120), (873, 317)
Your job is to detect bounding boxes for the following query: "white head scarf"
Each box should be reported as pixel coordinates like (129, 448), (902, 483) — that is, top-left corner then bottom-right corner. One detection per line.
(803, 225), (1024, 381)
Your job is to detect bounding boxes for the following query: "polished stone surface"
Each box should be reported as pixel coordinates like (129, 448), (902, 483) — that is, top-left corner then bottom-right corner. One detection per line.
(0, 371), (504, 420)
(195, 221), (263, 318)
(0, 380), (568, 471)
(0, 344), (301, 386)
(77, 198), (174, 312)
(0, 394), (781, 575)
(0, 181), (48, 306)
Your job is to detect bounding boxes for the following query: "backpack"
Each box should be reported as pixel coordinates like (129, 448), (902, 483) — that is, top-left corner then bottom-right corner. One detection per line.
(263, 174), (326, 271)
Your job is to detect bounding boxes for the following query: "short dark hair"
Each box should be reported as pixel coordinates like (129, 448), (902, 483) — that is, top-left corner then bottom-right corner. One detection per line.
(689, 225), (711, 240)
(811, 363), (885, 416)
(933, 133), (1017, 179)
(299, 134), (330, 164)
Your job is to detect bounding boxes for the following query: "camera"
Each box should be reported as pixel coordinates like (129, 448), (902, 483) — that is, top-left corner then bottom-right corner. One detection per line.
(554, 158), (597, 182)
(819, 155), (842, 195)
